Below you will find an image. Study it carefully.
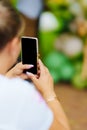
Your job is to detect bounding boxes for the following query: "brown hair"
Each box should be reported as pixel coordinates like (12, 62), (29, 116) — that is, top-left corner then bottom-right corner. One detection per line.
(0, 0), (24, 50)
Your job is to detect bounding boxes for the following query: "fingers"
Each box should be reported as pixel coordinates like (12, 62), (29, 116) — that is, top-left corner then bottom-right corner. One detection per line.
(38, 59), (49, 75)
(26, 72), (37, 84)
(16, 62), (34, 70)
(18, 59), (48, 80)
(26, 72), (37, 81)
(19, 74), (28, 80)
(38, 59), (45, 73)
(38, 59), (44, 68)
(21, 64), (34, 70)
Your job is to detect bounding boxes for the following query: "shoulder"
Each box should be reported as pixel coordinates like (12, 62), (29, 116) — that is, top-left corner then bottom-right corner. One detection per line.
(0, 74), (34, 90)
(0, 75), (46, 109)
(0, 75), (53, 130)
(0, 75), (37, 99)
(0, 75), (46, 104)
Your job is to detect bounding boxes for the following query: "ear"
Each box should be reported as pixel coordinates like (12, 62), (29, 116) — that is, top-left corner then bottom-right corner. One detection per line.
(7, 37), (20, 56)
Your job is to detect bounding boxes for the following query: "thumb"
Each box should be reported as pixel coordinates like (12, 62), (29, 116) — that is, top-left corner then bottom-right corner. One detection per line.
(26, 72), (38, 83)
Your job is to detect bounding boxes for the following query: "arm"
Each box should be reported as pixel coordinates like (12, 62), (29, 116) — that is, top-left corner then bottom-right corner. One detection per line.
(27, 59), (70, 130)
(47, 98), (70, 130)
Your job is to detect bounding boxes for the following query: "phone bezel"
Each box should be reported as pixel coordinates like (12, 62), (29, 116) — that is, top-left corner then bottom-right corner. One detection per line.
(21, 36), (38, 74)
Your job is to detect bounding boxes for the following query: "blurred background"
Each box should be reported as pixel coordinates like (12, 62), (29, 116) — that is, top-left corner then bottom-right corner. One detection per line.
(10, 0), (87, 129)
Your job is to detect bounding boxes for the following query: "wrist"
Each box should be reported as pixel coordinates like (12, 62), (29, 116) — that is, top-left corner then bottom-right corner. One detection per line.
(43, 91), (57, 101)
(46, 95), (57, 102)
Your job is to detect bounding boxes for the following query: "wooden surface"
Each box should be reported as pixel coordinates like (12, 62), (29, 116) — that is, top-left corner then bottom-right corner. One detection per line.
(54, 84), (87, 130)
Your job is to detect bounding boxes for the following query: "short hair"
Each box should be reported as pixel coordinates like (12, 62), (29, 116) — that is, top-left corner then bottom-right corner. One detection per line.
(0, 0), (24, 50)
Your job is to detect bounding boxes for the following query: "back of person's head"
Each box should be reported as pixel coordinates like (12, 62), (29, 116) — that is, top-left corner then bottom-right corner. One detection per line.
(0, 0), (24, 51)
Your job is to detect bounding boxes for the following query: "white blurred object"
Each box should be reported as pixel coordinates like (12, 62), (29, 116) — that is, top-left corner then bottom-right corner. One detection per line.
(16, 0), (43, 19)
(39, 12), (59, 31)
(55, 34), (83, 57)
(66, 0), (77, 4)
(69, 2), (83, 16)
(63, 37), (83, 57)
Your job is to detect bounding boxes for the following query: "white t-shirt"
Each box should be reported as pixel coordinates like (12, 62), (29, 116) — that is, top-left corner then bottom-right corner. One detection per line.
(0, 75), (53, 130)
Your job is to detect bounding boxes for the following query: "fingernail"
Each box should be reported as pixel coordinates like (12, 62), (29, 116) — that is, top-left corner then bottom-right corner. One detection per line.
(28, 65), (34, 68)
(26, 72), (32, 75)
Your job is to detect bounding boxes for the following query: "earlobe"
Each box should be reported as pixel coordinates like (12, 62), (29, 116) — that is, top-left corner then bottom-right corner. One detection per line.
(11, 37), (19, 48)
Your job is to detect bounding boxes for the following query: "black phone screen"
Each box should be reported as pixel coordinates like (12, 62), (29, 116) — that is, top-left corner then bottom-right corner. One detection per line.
(21, 37), (38, 74)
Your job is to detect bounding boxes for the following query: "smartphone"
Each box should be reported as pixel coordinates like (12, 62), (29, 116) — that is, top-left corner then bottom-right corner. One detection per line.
(21, 36), (38, 74)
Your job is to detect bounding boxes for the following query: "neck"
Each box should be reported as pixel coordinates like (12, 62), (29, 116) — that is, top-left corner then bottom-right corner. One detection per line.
(0, 50), (11, 75)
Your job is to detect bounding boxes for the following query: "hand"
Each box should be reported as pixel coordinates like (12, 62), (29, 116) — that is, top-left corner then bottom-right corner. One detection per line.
(27, 59), (56, 99)
(6, 62), (34, 80)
